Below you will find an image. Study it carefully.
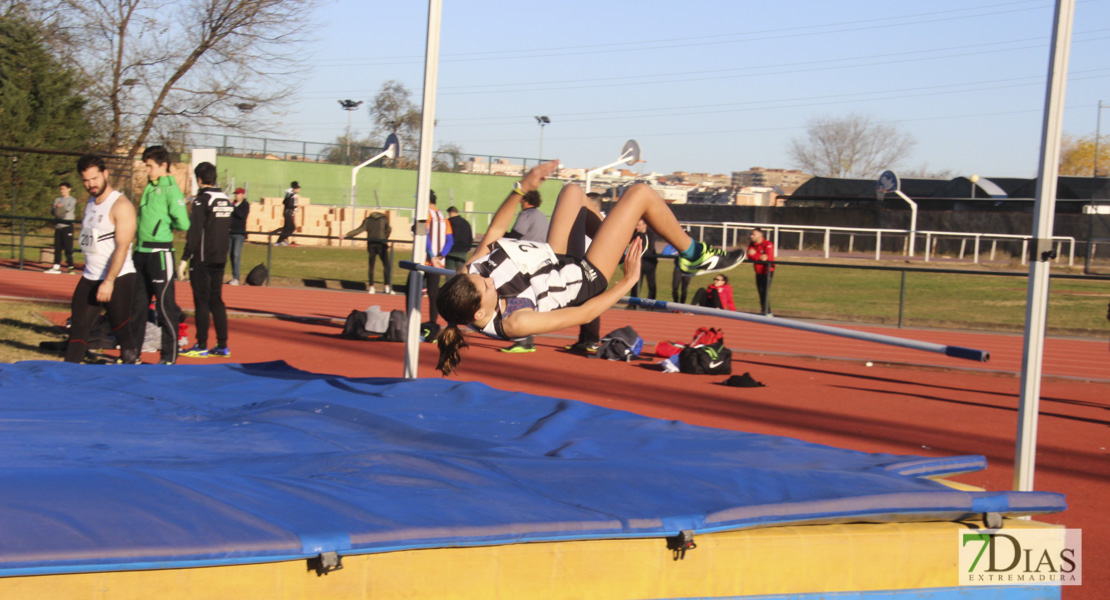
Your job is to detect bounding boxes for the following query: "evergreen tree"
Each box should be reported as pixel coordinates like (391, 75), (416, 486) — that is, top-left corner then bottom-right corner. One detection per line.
(0, 13), (92, 218)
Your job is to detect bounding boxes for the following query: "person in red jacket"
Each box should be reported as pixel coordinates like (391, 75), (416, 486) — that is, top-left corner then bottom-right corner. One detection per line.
(747, 227), (775, 316)
(692, 274), (736, 311)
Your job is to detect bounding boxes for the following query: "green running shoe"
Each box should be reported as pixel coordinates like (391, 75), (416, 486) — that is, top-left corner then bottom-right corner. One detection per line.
(677, 243), (746, 275)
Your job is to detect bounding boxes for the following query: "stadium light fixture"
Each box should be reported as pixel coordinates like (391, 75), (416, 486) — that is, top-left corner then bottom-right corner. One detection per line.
(339, 99), (364, 165)
(534, 116), (550, 160)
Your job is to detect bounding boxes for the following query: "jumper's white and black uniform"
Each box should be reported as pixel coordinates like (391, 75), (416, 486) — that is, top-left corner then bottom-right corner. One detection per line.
(467, 239), (607, 340)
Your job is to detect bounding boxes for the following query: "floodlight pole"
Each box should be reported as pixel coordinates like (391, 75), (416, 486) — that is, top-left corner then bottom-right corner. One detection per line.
(1095, 100), (1106, 177)
(404, 0), (443, 379)
(1015, 0), (1074, 493)
(585, 147), (636, 194)
(535, 116), (550, 160)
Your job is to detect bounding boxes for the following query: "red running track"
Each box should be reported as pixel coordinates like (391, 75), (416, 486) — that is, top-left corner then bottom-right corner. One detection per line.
(3, 263), (1109, 598)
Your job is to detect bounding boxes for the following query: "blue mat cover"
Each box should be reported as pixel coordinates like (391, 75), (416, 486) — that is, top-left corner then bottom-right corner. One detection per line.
(0, 361), (1065, 576)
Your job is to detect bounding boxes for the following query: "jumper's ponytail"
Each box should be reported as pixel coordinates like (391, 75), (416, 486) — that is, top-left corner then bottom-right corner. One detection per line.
(436, 324), (468, 376)
(435, 274), (483, 376)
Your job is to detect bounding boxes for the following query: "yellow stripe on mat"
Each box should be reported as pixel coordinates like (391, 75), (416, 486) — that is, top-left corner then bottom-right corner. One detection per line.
(0, 519), (1060, 599)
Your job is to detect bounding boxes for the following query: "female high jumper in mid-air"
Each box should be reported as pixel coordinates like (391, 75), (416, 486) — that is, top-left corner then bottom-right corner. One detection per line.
(434, 159), (745, 375)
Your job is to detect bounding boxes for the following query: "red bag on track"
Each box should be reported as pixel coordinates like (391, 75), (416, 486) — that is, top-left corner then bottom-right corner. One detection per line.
(690, 327), (724, 347)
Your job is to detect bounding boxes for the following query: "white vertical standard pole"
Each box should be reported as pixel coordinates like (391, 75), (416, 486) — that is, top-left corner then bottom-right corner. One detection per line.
(404, 0), (443, 379)
(895, 190), (918, 258)
(1015, 0), (1074, 492)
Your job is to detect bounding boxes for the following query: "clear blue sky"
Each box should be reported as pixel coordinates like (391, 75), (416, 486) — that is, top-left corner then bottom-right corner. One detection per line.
(275, 0), (1110, 179)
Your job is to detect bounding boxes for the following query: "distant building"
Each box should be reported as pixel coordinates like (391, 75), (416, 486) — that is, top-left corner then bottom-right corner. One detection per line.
(460, 156), (524, 177)
(732, 167), (811, 195)
(671, 171), (732, 187)
(734, 186), (780, 207)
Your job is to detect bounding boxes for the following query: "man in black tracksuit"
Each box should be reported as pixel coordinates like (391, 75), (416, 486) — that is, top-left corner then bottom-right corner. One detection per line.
(344, 211), (393, 293)
(179, 162), (234, 357)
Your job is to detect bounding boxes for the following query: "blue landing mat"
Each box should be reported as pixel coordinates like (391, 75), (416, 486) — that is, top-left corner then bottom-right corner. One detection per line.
(0, 361), (1065, 576)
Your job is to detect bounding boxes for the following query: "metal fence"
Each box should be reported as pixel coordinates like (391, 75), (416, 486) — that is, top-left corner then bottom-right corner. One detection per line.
(754, 259), (1110, 329)
(173, 132), (548, 175)
(6, 211), (1109, 336)
(6, 208), (1092, 275)
(684, 221), (1078, 266)
(1086, 237), (1110, 274)
(0, 215), (62, 269)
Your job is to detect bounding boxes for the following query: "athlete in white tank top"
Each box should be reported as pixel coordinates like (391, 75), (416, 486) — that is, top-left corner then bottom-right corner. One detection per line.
(80, 190), (136, 281)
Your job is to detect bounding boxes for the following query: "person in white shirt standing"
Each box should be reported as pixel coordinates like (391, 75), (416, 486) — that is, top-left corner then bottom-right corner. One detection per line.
(65, 155), (139, 364)
(46, 182), (77, 274)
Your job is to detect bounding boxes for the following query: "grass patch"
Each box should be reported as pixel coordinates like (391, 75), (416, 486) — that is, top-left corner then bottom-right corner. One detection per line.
(0, 299), (68, 363)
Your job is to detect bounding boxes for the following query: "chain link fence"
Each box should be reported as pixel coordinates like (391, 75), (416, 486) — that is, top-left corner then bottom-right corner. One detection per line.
(172, 132), (547, 176)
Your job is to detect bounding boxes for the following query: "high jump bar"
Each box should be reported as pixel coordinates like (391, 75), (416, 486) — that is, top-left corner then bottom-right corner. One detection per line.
(399, 261), (990, 362)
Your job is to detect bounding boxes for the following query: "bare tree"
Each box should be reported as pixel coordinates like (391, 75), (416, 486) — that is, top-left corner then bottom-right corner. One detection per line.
(369, 80), (423, 154)
(902, 164), (954, 179)
(433, 142), (463, 172)
(322, 132), (381, 165)
(788, 114), (916, 179)
(35, 0), (316, 158)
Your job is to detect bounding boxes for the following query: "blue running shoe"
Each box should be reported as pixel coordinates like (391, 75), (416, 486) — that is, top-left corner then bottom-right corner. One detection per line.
(208, 346), (231, 358)
(180, 343), (208, 358)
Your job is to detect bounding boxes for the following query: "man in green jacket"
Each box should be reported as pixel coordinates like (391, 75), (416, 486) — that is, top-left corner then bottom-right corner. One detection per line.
(129, 145), (190, 364)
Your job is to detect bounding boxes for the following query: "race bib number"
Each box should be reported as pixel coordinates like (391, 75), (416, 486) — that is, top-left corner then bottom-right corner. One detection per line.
(79, 228), (99, 255)
(498, 239), (557, 275)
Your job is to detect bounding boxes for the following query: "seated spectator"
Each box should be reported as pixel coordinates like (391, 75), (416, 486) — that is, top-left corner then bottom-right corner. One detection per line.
(691, 274), (736, 311)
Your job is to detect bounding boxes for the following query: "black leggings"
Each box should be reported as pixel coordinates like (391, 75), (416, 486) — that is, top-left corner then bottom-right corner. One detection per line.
(189, 261), (228, 348)
(755, 271), (773, 315)
(277, 210), (295, 243)
(633, 261), (657, 300)
(425, 272), (441, 323)
(407, 270), (441, 323)
(672, 269), (692, 304)
(568, 208), (603, 344)
(54, 227), (75, 267)
(367, 243), (391, 286)
(131, 250), (182, 362)
(691, 287), (723, 309)
(66, 273), (137, 363)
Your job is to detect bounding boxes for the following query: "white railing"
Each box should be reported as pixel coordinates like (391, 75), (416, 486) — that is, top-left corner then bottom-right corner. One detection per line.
(310, 205), (1077, 267)
(682, 221), (1075, 267)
